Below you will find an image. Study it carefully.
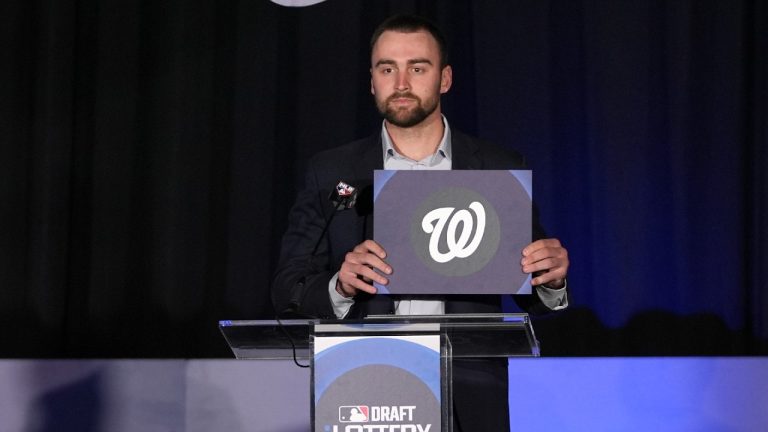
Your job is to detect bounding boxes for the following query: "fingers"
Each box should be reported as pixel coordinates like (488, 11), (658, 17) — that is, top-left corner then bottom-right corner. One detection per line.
(337, 240), (391, 297)
(352, 239), (387, 258)
(531, 267), (567, 288)
(521, 238), (569, 287)
(522, 238), (562, 257)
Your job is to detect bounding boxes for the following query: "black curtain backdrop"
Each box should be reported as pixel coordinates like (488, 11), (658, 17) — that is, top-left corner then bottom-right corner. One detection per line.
(2, 0), (766, 357)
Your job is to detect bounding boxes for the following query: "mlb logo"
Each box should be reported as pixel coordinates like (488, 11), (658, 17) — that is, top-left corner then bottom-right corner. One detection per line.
(336, 182), (355, 197)
(338, 406), (369, 422)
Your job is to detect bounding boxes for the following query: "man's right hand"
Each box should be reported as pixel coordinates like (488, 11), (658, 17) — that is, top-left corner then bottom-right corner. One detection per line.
(336, 240), (392, 298)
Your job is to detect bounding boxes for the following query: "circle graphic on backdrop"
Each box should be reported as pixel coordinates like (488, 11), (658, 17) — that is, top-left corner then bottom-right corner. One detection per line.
(270, 0), (327, 6)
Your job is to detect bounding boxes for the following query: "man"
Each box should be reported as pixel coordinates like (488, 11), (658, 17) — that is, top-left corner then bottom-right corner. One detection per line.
(273, 14), (569, 432)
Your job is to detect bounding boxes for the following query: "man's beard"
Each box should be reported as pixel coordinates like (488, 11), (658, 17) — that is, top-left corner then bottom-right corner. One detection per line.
(376, 91), (439, 128)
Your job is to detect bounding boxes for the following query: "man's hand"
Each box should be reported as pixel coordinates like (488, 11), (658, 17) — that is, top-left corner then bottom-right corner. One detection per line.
(521, 238), (569, 289)
(336, 240), (392, 298)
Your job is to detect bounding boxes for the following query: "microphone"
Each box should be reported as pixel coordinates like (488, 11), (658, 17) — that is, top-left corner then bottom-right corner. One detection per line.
(328, 181), (358, 210)
(311, 181), (358, 257)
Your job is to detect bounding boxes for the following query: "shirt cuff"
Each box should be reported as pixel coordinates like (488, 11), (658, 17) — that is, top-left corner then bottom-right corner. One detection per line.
(328, 272), (355, 318)
(535, 280), (569, 311)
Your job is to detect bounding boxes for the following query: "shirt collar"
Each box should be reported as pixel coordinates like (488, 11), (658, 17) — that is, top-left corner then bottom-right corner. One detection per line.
(381, 115), (452, 165)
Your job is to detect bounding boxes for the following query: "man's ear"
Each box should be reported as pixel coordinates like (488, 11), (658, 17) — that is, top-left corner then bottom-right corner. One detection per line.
(370, 70), (375, 95)
(440, 65), (453, 94)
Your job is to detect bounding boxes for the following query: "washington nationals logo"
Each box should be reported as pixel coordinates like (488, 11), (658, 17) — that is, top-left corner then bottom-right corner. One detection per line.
(408, 186), (500, 277)
(421, 202), (487, 263)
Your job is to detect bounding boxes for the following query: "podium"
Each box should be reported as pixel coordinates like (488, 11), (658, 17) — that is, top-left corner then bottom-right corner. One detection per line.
(220, 314), (539, 432)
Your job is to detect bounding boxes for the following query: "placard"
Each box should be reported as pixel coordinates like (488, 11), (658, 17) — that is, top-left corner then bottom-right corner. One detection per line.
(373, 170), (532, 295)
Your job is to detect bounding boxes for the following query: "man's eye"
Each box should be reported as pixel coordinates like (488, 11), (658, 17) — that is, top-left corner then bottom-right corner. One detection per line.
(413, 67), (422, 73)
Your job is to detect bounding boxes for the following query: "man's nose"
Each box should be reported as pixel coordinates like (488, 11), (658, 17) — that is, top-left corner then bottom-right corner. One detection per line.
(395, 72), (409, 91)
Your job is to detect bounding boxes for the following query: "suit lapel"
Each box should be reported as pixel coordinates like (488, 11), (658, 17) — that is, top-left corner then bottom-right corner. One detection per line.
(451, 130), (482, 170)
(352, 134), (383, 182)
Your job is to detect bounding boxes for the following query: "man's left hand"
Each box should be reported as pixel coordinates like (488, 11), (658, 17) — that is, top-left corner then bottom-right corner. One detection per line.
(521, 238), (569, 289)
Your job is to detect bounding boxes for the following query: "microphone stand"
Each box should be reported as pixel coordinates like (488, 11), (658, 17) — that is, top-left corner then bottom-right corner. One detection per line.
(278, 187), (352, 368)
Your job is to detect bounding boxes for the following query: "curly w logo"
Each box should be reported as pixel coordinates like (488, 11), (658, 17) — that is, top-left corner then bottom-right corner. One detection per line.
(421, 202), (486, 264)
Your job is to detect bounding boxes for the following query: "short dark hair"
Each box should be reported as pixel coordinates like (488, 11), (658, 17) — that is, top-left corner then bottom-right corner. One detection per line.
(370, 14), (449, 68)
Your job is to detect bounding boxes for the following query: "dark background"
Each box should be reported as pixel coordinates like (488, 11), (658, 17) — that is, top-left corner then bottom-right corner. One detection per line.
(2, 0), (766, 357)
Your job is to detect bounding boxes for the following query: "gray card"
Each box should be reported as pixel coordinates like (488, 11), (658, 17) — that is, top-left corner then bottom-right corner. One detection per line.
(373, 170), (532, 295)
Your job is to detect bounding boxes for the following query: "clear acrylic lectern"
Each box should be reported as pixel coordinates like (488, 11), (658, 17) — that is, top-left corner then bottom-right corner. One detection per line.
(220, 314), (539, 432)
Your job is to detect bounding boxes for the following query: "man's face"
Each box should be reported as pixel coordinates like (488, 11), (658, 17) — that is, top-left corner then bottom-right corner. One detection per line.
(370, 30), (452, 128)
